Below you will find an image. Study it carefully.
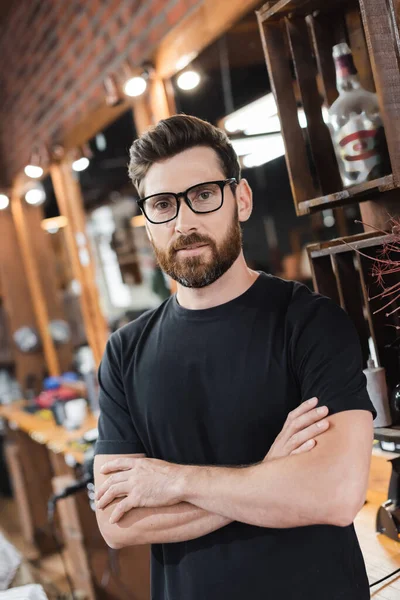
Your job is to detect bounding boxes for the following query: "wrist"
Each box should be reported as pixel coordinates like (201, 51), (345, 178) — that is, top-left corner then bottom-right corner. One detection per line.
(176, 464), (204, 503)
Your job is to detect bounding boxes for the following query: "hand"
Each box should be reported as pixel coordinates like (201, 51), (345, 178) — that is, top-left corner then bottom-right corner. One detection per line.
(95, 457), (183, 523)
(265, 397), (329, 461)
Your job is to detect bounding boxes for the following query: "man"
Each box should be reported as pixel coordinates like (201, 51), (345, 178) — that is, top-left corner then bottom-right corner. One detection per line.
(94, 115), (376, 599)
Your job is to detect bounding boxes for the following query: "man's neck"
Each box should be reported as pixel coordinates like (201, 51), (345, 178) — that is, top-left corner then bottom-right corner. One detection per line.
(175, 256), (260, 310)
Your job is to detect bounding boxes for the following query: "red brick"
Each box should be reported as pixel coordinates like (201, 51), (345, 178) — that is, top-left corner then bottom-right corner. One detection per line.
(167, 1), (187, 26)
(0, 0), (197, 181)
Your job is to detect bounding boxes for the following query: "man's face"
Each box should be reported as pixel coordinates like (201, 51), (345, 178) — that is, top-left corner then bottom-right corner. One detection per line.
(142, 146), (248, 289)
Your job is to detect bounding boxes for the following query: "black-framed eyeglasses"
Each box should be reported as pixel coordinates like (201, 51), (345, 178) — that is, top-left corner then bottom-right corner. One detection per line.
(136, 178), (237, 224)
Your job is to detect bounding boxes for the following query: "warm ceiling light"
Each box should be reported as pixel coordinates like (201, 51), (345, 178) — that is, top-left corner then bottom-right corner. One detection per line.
(24, 146), (47, 178)
(124, 76), (147, 97)
(72, 157), (90, 172)
(41, 215), (68, 233)
(0, 193), (10, 210)
(71, 144), (91, 172)
(177, 70), (201, 91)
(24, 164), (43, 178)
(25, 184), (46, 206)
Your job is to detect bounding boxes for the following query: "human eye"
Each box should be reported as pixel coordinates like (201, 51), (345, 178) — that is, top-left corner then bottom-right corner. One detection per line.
(190, 183), (219, 202)
(155, 198), (172, 210)
(149, 195), (174, 211)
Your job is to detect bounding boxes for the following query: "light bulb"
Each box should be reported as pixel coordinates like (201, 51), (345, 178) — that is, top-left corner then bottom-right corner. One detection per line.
(177, 70), (201, 91)
(25, 187), (46, 206)
(24, 165), (43, 178)
(0, 194), (9, 210)
(123, 76), (147, 97)
(72, 157), (90, 172)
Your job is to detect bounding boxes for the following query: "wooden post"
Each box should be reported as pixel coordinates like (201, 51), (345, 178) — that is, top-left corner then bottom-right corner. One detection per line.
(4, 442), (36, 551)
(132, 74), (176, 137)
(51, 160), (109, 366)
(0, 206), (45, 392)
(52, 475), (96, 600)
(150, 75), (176, 123)
(10, 181), (61, 377)
(257, 16), (318, 207)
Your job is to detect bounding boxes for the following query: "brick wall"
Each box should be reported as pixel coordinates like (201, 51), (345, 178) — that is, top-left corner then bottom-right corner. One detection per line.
(0, 0), (201, 185)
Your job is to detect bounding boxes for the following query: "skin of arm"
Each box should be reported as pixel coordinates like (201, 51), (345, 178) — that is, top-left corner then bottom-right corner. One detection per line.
(95, 453), (231, 549)
(179, 411), (373, 528)
(94, 398), (331, 548)
(97, 410), (373, 543)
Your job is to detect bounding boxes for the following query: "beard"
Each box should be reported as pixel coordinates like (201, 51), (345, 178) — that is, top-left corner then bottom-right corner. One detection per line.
(149, 212), (243, 289)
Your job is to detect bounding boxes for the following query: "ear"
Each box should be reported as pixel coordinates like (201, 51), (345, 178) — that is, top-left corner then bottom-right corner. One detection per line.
(236, 179), (253, 223)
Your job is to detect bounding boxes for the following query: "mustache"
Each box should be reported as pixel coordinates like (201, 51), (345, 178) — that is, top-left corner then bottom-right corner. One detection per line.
(171, 233), (214, 252)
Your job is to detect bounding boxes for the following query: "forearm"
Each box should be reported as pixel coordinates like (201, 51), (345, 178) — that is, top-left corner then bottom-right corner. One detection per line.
(180, 451), (354, 529)
(97, 500), (232, 548)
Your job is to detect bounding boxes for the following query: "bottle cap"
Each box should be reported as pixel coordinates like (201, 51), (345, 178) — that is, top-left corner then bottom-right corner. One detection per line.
(333, 42), (351, 58)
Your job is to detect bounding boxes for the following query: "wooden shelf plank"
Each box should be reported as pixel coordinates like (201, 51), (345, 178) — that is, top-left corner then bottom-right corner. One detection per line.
(286, 16), (342, 195)
(360, 0), (400, 184)
(257, 18), (318, 204)
(257, 0), (350, 22)
(297, 174), (397, 215)
(307, 231), (395, 258)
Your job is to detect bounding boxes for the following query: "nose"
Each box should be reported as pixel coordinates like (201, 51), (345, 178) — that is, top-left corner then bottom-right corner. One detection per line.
(174, 198), (199, 235)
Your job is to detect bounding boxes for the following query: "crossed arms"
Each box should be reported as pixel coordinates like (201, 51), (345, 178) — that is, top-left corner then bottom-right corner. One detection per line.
(94, 399), (373, 549)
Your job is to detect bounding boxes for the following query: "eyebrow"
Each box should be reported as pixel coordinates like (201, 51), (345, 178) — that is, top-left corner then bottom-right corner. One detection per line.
(143, 178), (227, 198)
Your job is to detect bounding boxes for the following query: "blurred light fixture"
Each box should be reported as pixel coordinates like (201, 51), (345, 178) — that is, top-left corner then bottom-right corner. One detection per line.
(177, 70), (201, 91)
(103, 74), (124, 106)
(24, 181), (46, 206)
(231, 134), (286, 169)
(131, 214), (145, 228)
(175, 52), (197, 71)
(322, 209), (335, 228)
(124, 75), (147, 97)
(72, 157), (90, 172)
(224, 94), (277, 134)
(0, 193), (10, 210)
(123, 62), (154, 98)
(52, 145), (65, 161)
(222, 93), (329, 136)
(95, 133), (107, 151)
(41, 215), (68, 234)
(24, 145), (48, 178)
(72, 143), (92, 172)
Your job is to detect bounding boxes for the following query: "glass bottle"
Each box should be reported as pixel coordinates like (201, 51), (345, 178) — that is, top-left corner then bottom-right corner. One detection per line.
(327, 42), (389, 188)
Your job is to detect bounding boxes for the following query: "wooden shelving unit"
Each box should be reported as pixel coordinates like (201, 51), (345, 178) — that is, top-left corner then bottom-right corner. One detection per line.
(307, 232), (400, 392)
(257, 0), (400, 218)
(257, 0), (400, 413)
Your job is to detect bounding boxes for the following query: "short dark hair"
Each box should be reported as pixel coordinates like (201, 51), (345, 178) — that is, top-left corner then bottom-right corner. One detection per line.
(128, 114), (241, 195)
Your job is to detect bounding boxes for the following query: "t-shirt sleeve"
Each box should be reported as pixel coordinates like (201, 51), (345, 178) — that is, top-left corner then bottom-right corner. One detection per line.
(289, 286), (377, 420)
(94, 333), (146, 455)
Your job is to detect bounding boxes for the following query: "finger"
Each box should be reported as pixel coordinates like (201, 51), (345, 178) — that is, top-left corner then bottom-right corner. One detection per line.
(97, 482), (129, 510)
(290, 439), (316, 455)
(96, 472), (128, 501)
(101, 458), (139, 474)
(286, 405), (329, 438)
(291, 419), (330, 450)
(287, 397), (318, 422)
(109, 498), (131, 524)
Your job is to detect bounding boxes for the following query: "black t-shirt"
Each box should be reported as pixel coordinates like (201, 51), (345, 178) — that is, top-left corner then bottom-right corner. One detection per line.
(95, 273), (376, 600)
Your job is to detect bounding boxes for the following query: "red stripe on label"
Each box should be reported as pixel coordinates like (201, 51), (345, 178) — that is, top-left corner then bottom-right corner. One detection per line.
(339, 130), (377, 147)
(344, 149), (377, 162)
